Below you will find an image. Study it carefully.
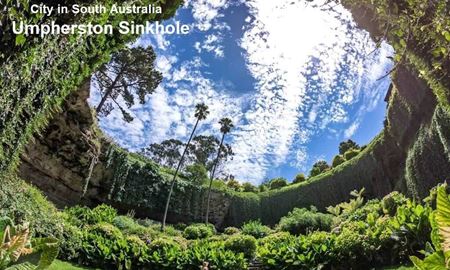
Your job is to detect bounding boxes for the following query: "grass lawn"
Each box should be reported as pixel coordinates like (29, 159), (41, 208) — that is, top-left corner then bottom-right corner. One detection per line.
(48, 260), (98, 270)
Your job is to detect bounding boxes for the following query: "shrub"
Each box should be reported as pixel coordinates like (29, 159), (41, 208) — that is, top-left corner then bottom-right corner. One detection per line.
(241, 220), (271, 239)
(64, 204), (117, 226)
(0, 176), (64, 238)
(137, 218), (160, 227)
(113, 215), (156, 241)
(183, 223), (216, 239)
(332, 155), (346, 167)
(292, 173), (306, 184)
(224, 227), (240, 235)
(185, 164), (208, 185)
(126, 235), (150, 266)
(224, 234), (257, 258)
(277, 207), (333, 235)
(90, 204), (117, 224)
(148, 238), (183, 254)
(113, 215), (139, 230)
(381, 191), (408, 216)
(257, 188), (434, 270)
(242, 182), (258, 192)
(309, 160), (330, 177)
(227, 179), (242, 191)
(147, 238), (182, 269)
(59, 221), (83, 261)
(149, 224), (181, 237)
(339, 139), (359, 155)
(174, 222), (187, 231)
(80, 223), (130, 269)
(344, 149), (360, 161)
(162, 225), (182, 237)
(258, 232), (292, 246)
(182, 240), (247, 270)
(269, 178), (288, 190)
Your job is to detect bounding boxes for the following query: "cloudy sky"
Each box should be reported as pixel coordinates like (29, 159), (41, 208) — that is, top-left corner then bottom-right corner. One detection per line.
(90, 0), (393, 184)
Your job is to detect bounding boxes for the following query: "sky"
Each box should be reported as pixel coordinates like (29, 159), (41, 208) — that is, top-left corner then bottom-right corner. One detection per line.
(89, 0), (394, 184)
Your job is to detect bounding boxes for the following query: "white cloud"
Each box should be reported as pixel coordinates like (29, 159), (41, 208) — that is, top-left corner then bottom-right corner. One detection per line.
(194, 34), (225, 58)
(189, 0), (229, 31)
(344, 122), (359, 138)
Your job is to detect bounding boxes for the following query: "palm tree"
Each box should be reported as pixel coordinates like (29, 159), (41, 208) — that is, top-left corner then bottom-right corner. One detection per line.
(161, 103), (209, 231)
(205, 118), (234, 224)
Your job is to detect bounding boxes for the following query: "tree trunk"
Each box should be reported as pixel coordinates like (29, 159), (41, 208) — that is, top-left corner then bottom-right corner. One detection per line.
(96, 70), (123, 113)
(205, 133), (225, 224)
(161, 119), (200, 231)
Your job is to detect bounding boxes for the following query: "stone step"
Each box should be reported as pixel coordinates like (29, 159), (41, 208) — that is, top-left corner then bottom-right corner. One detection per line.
(248, 259), (264, 270)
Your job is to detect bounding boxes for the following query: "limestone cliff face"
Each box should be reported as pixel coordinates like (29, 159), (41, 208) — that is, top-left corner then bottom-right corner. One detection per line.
(19, 81), (101, 207)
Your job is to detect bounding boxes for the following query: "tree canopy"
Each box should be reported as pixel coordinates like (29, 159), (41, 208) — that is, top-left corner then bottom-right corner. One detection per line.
(94, 46), (162, 122)
(338, 139), (360, 155)
(309, 161), (330, 178)
(141, 135), (234, 173)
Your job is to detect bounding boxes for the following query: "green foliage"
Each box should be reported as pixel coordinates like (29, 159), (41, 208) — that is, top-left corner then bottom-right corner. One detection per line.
(257, 189), (433, 269)
(226, 179), (242, 191)
(104, 144), (239, 226)
(241, 221), (271, 239)
(182, 240), (247, 270)
(268, 178), (288, 190)
(59, 222), (83, 262)
(344, 149), (360, 161)
(184, 164), (208, 185)
(80, 223), (133, 269)
(223, 227), (240, 235)
(224, 234), (257, 259)
(241, 182), (258, 193)
(277, 207), (333, 235)
(0, 175), (63, 239)
(142, 139), (184, 169)
(410, 184), (450, 269)
(48, 260), (95, 270)
(0, 222), (59, 270)
(94, 46), (162, 122)
(332, 155), (346, 167)
(339, 139), (360, 155)
(182, 224), (216, 240)
(112, 215), (140, 231)
(382, 192), (409, 216)
(146, 238), (182, 269)
(309, 160), (330, 177)
(64, 204), (117, 226)
(292, 173), (307, 184)
(327, 188), (366, 217)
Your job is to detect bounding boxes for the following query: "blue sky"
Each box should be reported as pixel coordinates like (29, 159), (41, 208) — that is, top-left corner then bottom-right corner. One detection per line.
(90, 0), (394, 184)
